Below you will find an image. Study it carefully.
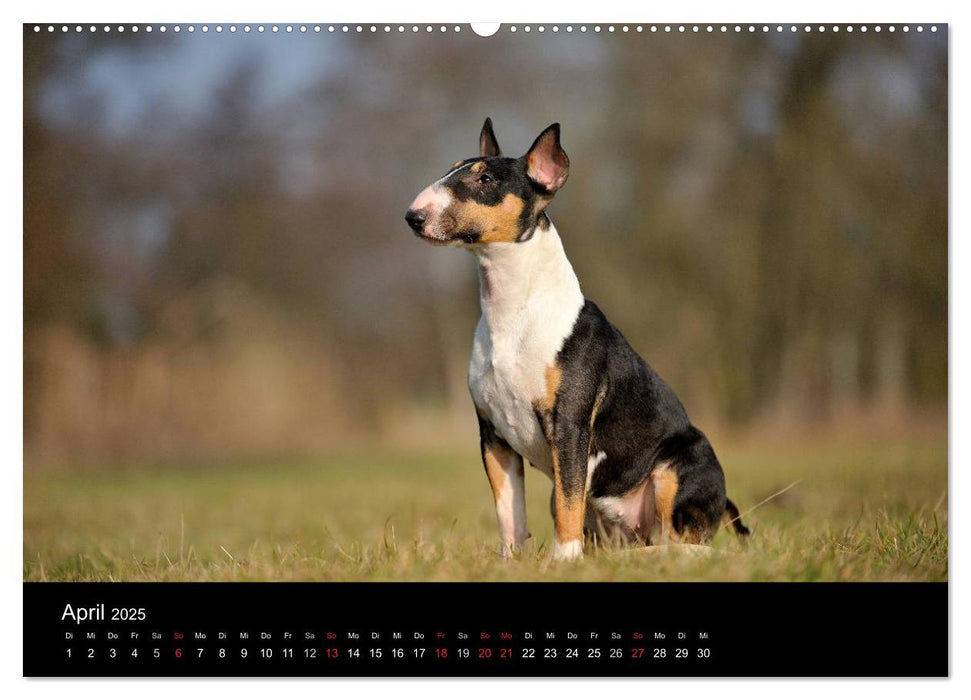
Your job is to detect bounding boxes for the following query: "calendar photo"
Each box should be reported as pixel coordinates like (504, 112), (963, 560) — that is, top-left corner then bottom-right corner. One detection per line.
(22, 21), (948, 677)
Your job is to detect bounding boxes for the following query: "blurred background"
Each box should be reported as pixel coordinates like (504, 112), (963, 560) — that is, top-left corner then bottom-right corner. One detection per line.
(23, 26), (947, 468)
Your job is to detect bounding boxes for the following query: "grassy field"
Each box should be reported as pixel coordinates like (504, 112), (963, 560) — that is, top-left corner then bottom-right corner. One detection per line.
(23, 433), (947, 582)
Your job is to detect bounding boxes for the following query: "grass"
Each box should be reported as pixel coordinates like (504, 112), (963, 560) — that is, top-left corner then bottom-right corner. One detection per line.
(23, 433), (947, 582)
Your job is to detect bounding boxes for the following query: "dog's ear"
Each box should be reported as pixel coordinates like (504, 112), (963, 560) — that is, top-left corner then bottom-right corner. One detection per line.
(479, 117), (502, 158)
(525, 123), (569, 193)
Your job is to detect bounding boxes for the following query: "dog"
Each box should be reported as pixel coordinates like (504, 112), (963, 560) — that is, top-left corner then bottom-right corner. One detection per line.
(405, 119), (749, 561)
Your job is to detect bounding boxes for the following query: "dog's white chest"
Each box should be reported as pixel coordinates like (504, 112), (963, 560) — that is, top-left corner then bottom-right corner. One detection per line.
(466, 224), (584, 473)
(469, 318), (557, 472)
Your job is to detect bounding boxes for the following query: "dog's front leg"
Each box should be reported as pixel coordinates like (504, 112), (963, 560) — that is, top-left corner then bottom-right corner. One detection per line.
(549, 427), (590, 561)
(478, 416), (528, 558)
(536, 368), (594, 562)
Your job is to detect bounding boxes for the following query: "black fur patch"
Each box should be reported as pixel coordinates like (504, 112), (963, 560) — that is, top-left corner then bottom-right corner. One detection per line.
(550, 299), (736, 539)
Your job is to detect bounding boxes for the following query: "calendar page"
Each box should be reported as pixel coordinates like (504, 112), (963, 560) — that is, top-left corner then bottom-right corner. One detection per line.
(22, 20), (947, 677)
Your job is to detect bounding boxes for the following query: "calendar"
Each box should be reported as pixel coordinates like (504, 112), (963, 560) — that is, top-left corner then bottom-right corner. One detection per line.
(24, 583), (946, 676)
(22, 20), (949, 681)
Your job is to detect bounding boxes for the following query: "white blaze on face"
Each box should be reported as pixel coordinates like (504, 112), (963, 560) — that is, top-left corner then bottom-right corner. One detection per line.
(408, 184), (452, 241)
(408, 184), (451, 217)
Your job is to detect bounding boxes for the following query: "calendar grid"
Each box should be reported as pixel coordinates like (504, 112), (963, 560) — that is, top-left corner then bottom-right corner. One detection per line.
(24, 582), (946, 677)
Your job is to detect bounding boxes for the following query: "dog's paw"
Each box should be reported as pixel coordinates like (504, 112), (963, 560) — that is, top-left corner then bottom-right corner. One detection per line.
(499, 531), (532, 559)
(552, 539), (584, 562)
(499, 541), (523, 559)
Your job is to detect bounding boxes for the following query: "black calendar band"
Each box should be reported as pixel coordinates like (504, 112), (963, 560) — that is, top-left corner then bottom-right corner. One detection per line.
(23, 582), (947, 677)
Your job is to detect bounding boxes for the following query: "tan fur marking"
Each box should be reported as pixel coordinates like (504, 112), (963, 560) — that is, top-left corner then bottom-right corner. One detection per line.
(541, 364), (562, 411)
(482, 443), (511, 502)
(651, 463), (679, 542)
(531, 197), (550, 222)
(451, 160), (463, 169)
(551, 442), (585, 544)
(554, 490), (585, 544)
(455, 193), (526, 244)
(589, 380), (607, 433)
(540, 363), (584, 544)
(470, 161), (486, 174)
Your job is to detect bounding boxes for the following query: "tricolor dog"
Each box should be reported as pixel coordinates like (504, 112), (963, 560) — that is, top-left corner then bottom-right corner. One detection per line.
(405, 119), (749, 561)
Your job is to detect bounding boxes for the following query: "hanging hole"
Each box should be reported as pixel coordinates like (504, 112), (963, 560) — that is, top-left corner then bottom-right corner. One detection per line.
(471, 23), (500, 37)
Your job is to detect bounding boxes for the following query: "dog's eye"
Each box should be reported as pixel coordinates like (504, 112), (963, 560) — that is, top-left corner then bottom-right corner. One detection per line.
(479, 174), (494, 183)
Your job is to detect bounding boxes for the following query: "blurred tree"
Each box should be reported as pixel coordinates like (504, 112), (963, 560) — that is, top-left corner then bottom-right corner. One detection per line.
(22, 27), (947, 464)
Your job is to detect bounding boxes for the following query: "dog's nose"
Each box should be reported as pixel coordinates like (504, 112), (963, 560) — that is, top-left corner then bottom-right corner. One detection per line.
(405, 209), (427, 232)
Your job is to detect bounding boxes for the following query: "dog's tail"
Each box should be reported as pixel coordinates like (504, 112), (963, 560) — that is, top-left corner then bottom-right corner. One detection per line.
(723, 498), (750, 538)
